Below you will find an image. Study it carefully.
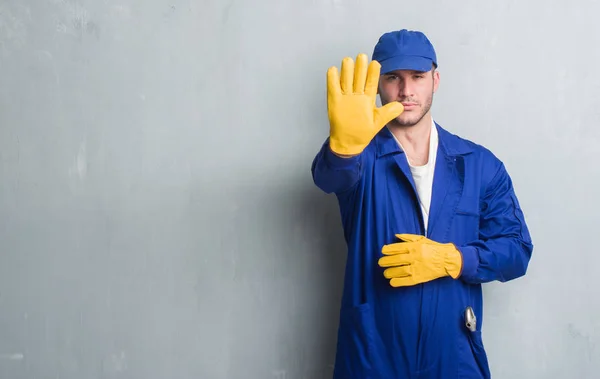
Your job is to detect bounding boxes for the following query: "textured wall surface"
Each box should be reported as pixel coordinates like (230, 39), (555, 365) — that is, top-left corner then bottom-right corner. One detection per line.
(1, 1), (598, 378)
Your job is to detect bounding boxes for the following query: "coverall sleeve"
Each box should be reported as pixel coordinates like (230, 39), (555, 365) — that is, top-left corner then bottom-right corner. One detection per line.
(311, 138), (363, 194)
(457, 162), (534, 284)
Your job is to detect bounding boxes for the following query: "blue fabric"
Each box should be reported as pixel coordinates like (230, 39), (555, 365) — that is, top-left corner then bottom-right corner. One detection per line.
(311, 123), (533, 379)
(372, 29), (438, 74)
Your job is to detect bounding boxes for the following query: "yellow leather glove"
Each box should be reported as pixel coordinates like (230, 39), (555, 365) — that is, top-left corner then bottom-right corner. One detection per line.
(327, 54), (404, 156)
(378, 234), (463, 287)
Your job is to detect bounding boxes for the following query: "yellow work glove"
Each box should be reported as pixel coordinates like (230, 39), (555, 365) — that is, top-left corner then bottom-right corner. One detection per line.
(327, 54), (404, 156)
(378, 234), (463, 287)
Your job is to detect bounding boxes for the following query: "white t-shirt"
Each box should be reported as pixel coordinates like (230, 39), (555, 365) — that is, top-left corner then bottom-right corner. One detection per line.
(389, 120), (438, 235)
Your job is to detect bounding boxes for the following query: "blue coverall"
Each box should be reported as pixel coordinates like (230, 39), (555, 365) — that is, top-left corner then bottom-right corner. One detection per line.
(311, 123), (533, 379)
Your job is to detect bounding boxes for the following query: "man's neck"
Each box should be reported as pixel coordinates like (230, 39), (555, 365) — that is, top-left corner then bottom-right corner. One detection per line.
(387, 114), (433, 166)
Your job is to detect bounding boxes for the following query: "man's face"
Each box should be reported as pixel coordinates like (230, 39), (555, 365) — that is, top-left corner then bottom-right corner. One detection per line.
(378, 67), (440, 127)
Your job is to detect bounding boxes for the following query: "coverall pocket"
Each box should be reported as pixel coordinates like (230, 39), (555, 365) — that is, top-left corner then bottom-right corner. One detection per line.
(455, 209), (479, 217)
(455, 195), (479, 214)
(334, 303), (376, 378)
(466, 331), (491, 379)
(453, 198), (480, 242)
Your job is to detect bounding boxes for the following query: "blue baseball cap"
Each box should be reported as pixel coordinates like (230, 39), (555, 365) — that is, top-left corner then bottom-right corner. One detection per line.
(372, 29), (437, 74)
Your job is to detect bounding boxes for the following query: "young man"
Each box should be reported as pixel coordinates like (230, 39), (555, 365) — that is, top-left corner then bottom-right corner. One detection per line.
(311, 29), (533, 379)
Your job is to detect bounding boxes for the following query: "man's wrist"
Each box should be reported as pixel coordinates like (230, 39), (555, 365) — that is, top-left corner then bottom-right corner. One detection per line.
(324, 141), (361, 169)
(454, 245), (479, 280)
(328, 142), (360, 159)
(444, 244), (463, 279)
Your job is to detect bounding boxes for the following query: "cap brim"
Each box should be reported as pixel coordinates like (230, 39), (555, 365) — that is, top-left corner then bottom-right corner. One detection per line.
(379, 55), (434, 74)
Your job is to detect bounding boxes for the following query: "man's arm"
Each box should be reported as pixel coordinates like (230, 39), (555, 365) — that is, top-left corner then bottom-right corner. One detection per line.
(310, 53), (403, 195)
(457, 162), (534, 284)
(311, 140), (362, 194)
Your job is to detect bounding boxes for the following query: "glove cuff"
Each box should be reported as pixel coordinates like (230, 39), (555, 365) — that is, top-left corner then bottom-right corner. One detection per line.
(443, 244), (463, 279)
(329, 137), (365, 156)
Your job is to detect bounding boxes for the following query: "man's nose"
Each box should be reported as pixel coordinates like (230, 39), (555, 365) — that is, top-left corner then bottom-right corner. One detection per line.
(398, 81), (413, 98)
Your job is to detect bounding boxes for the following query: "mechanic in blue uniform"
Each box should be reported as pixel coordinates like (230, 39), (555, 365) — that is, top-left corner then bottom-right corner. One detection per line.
(311, 29), (534, 379)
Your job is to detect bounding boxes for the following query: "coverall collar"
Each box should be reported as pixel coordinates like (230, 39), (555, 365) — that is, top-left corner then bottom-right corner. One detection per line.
(376, 122), (474, 158)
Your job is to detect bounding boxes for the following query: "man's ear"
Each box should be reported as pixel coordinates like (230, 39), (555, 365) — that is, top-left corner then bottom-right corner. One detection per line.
(433, 70), (440, 92)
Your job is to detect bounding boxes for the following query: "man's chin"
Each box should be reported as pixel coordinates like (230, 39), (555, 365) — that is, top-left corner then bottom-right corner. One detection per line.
(392, 116), (420, 127)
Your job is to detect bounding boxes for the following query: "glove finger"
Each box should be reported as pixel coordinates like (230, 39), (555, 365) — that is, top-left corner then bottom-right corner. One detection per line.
(383, 265), (411, 279)
(365, 60), (381, 98)
(395, 233), (424, 243)
(374, 102), (404, 130)
(390, 277), (418, 287)
(340, 57), (354, 94)
(381, 242), (410, 256)
(378, 254), (411, 267)
(353, 53), (368, 94)
(327, 66), (341, 98)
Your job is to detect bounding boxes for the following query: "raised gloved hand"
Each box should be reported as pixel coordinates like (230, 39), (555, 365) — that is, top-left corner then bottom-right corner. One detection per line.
(327, 54), (404, 156)
(378, 234), (463, 287)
